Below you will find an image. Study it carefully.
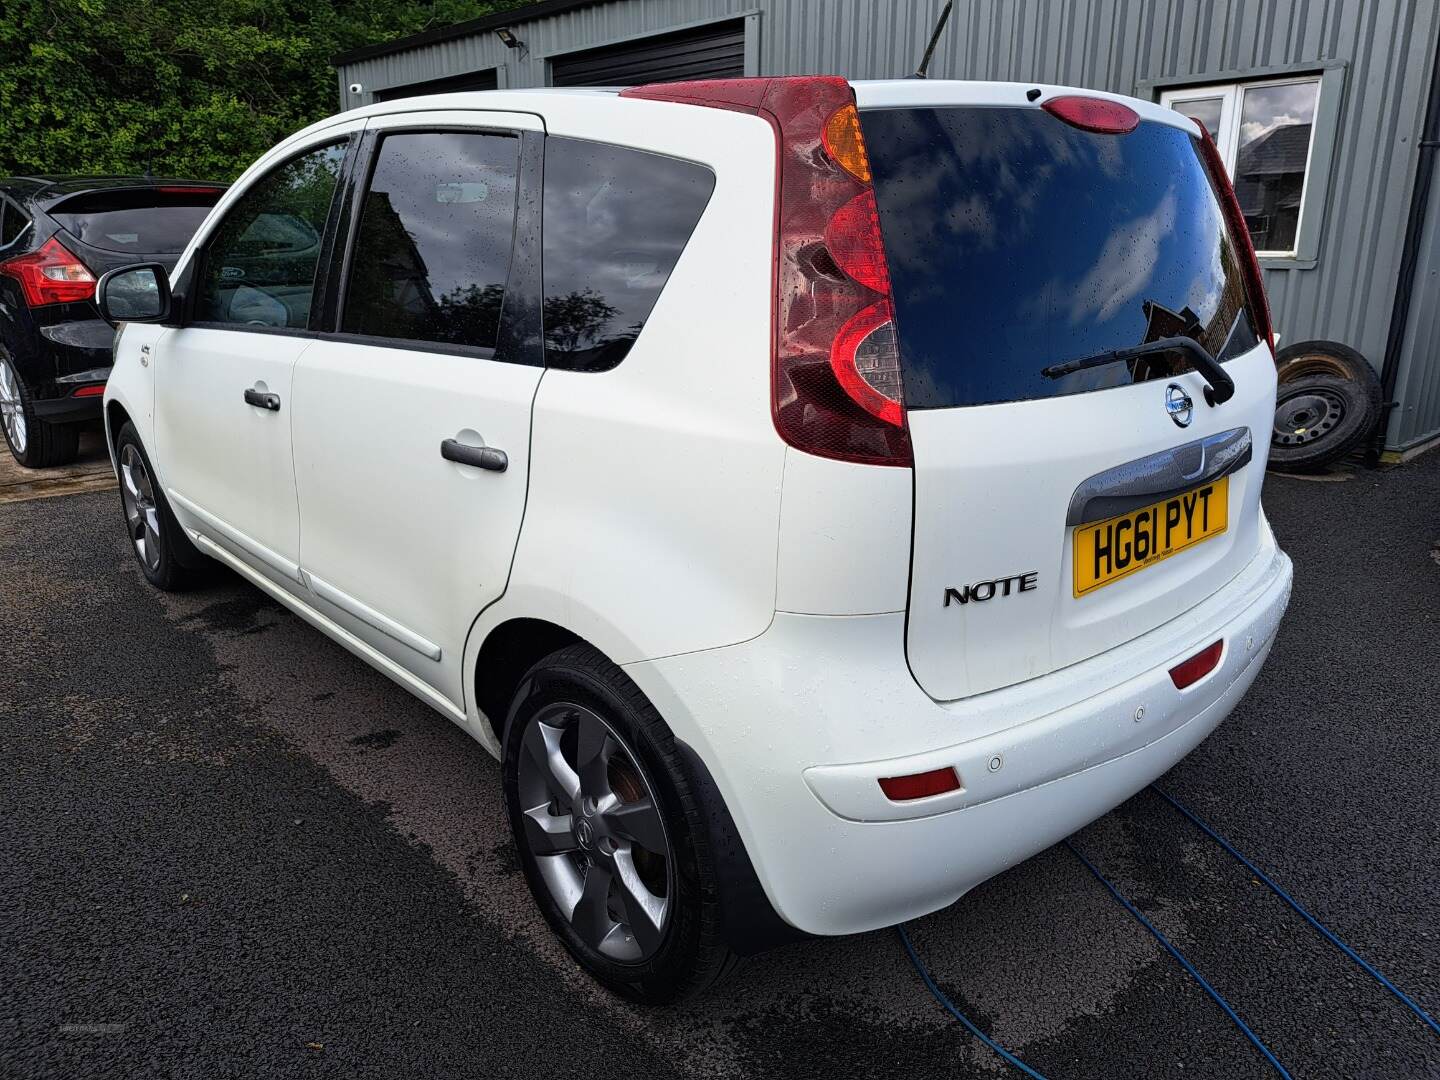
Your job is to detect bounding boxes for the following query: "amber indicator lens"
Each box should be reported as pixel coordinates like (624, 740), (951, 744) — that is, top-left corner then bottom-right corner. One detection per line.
(823, 103), (873, 183)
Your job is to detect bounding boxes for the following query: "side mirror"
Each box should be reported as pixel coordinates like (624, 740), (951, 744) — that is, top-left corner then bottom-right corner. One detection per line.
(96, 263), (171, 324)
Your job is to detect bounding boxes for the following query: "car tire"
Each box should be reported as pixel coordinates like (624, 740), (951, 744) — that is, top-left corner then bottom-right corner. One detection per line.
(0, 355), (80, 468)
(1271, 341), (1384, 469)
(1269, 374), (1374, 473)
(114, 421), (205, 590)
(502, 643), (740, 1003)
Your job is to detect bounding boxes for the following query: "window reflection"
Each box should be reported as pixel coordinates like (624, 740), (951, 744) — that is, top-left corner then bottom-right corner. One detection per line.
(1235, 81), (1319, 253)
(863, 107), (1256, 409)
(343, 132), (518, 350)
(541, 138), (714, 372)
(1181, 97), (1224, 140)
(197, 143), (344, 329)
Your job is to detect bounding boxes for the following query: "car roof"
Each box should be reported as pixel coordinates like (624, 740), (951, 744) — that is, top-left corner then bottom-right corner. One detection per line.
(337, 79), (1190, 135)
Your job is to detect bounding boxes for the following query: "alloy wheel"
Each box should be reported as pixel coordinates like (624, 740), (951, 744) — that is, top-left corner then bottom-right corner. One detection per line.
(0, 360), (27, 455)
(119, 444), (163, 573)
(516, 703), (673, 963)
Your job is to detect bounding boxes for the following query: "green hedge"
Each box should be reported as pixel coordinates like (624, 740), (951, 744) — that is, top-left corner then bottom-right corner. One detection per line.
(0, 0), (525, 182)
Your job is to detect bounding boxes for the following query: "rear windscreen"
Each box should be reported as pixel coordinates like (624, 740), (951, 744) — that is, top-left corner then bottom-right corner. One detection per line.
(50, 190), (221, 254)
(861, 106), (1257, 409)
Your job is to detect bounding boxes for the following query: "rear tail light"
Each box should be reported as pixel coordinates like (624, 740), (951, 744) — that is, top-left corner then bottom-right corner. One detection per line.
(0, 236), (96, 306)
(878, 766), (961, 802)
(622, 77), (912, 466)
(1195, 127), (1275, 354)
(1170, 640), (1224, 689)
(1042, 95), (1140, 134)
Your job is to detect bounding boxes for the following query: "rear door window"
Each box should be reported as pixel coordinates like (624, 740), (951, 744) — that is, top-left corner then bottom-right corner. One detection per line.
(541, 138), (714, 372)
(860, 106), (1257, 409)
(196, 142), (346, 329)
(49, 189), (222, 254)
(340, 131), (520, 352)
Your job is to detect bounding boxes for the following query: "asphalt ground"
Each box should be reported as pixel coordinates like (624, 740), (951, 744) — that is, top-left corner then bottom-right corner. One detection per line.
(1, 451), (1437, 1079)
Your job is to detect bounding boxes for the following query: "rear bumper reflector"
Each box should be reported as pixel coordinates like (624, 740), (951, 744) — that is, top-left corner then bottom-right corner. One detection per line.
(1170, 640), (1224, 689)
(879, 766), (961, 802)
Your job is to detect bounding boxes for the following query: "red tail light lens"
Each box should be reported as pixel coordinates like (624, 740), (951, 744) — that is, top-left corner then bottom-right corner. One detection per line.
(1195, 126), (1274, 354)
(1042, 95), (1140, 134)
(0, 236), (96, 307)
(825, 190), (892, 294)
(71, 384), (106, 398)
(879, 766), (961, 802)
(621, 76), (912, 466)
(1169, 640), (1224, 689)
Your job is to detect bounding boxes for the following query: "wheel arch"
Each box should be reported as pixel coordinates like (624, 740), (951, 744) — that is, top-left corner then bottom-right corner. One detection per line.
(473, 616), (585, 747)
(483, 623), (804, 959)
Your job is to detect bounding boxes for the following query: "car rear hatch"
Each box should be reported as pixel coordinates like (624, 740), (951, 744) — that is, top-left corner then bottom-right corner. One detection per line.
(45, 184), (224, 275)
(856, 84), (1277, 702)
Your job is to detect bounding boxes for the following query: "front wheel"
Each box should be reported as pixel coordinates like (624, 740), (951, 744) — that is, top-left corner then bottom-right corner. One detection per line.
(502, 644), (738, 1003)
(114, 422), (205, 590)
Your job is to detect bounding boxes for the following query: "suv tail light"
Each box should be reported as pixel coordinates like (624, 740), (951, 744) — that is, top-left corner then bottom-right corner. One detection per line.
(1194, 126), (1275, 354)
(621, 77), (912, 466)
(0, 236), (96, 307)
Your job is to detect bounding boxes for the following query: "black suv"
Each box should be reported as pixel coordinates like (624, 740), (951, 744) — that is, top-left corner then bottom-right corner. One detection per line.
(0, 176), (225, 467)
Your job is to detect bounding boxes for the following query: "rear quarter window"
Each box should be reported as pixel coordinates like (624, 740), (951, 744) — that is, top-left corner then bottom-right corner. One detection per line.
(860, 106), (1257, 409)
(541, 138), (714, 372)
(0, 198), (31, 250)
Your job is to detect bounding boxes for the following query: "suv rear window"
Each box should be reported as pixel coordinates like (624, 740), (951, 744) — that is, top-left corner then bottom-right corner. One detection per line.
(860, 106), (1257, 409)
(50, 188), (222, 254)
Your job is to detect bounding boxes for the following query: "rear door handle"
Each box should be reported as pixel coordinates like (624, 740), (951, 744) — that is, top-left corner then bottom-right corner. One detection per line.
(441, 438), (507, 472)
(244, 388), (281, 412)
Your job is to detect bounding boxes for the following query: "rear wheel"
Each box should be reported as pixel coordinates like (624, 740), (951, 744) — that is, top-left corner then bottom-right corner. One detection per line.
(0, 356), (79, 468)
(502, 644), (738, 1003)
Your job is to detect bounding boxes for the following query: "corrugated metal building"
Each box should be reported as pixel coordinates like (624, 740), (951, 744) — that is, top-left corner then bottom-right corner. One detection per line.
(334, 0), (1440, 458)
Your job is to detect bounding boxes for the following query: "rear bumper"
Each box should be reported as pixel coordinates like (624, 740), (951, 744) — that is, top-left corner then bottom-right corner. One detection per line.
(32, 381), (107, 423)
(624, 525), (1291, 937)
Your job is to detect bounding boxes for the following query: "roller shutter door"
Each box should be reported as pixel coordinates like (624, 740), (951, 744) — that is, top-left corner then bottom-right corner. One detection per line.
(551, 20), (745, 87)
(375, 69), (499, 102)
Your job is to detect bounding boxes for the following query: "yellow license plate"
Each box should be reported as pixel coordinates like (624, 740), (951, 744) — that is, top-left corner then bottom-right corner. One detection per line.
(1073, 476), (1228, 597)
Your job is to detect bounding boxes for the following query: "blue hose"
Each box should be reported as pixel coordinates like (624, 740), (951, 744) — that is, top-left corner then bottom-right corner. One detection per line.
(1152, 785), (1440, 1038)
(1063, 839), (1293, 1079)
(896, 924), (1051, 1079)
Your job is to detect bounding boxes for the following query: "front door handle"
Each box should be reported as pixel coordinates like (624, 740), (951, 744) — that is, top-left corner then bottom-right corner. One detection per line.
(441, 438), (507, 472)
(244, 388), (281, 412)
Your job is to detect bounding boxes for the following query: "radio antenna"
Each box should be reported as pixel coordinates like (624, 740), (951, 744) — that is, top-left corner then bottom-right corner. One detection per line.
(913, 1), (954, 79)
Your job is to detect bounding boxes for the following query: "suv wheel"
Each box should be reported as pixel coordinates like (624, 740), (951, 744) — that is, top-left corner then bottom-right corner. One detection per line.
(502, 644), (739, 1003)
(0, 356), (79, 468)
(115, 422), (204, 590)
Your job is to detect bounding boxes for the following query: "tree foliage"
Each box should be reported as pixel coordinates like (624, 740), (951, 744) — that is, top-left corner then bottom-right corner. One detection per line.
(0, 0), (526, 181)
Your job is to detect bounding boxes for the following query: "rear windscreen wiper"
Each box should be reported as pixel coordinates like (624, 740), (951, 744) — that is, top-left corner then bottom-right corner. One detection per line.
(1041, 335), (1236, 406)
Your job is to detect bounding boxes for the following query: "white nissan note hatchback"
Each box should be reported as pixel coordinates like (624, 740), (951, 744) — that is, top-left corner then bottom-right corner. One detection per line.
(99, 76), (1292, 1002)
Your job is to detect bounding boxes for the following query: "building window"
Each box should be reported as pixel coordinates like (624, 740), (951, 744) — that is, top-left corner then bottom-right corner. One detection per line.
(1161, 76), (1322, 258)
